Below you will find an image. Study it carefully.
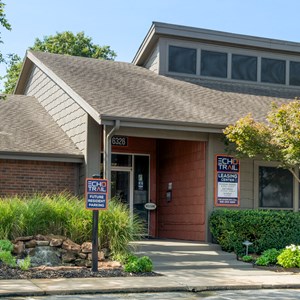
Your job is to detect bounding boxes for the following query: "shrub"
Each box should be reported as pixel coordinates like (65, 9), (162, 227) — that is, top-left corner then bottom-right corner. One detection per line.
(99, 200), (145, 258)
(18, 256), (31, 271)
(0, 251), (16, 267)
(124, 255), (153, 273)
(0, 240), (13, 252)
(277, 245), (300, 268)
(0, 194), (144, 258)
(256, 255), (270, 266)
(209, 209), (300, 254)
(242, 255), (253, 262)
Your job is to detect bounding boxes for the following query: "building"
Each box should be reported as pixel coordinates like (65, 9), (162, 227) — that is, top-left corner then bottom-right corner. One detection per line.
(2, 22), (300, 241)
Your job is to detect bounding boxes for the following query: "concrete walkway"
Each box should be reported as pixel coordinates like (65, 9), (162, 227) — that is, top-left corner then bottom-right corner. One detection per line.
(1, 240), (300, 297)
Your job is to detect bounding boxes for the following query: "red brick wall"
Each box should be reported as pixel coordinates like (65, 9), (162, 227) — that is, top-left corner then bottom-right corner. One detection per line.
(0, 159), (79, 197)
(157, 140), (206, 241)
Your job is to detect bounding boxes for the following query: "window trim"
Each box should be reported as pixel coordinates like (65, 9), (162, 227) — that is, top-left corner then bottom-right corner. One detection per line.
(254, 160), (299, 211)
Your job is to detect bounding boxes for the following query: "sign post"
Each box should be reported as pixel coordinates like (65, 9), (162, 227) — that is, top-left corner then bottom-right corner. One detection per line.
(85, 176), (108, 272)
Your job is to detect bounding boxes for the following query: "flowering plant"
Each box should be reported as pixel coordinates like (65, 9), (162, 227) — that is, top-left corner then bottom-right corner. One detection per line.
(277, 244), (300, 268)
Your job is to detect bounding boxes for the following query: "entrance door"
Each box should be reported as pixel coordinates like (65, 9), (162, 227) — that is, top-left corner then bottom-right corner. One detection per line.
(111, 169), (132, 213)
(110, 154), (150, 234)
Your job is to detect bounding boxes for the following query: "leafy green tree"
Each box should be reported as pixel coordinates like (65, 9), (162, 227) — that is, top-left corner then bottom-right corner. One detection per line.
(224, 100), (300, 182)
(2, 31), (117, 93)
(0, 0), (11, 63)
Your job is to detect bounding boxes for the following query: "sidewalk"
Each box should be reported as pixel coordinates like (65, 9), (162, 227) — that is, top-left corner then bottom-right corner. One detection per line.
(1, 240), (300, 297)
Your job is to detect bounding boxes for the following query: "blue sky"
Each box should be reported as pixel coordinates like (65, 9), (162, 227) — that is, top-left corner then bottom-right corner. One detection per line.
(1, 0), (300, 79)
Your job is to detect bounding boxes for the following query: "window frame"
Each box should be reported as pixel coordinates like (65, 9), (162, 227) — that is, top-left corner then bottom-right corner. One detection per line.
(254, 160), (298, 210)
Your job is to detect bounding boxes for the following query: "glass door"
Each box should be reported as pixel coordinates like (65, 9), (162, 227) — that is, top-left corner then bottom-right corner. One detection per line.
(111, 170), (131, 209)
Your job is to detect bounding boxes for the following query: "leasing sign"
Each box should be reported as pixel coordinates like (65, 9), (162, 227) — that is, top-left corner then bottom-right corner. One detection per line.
(215, 155), (240, 207)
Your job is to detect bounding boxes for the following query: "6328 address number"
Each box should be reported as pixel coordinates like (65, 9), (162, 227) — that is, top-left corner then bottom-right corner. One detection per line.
(111, 136), (128, 147)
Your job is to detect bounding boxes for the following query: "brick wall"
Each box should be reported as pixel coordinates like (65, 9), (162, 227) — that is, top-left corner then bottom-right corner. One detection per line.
(0, 159), (79, 197)
(157, 140), (206, 241)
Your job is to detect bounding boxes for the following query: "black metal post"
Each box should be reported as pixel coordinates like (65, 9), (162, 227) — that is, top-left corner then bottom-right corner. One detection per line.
(92, 210), (99, 272)
(92, 174), (100, 272)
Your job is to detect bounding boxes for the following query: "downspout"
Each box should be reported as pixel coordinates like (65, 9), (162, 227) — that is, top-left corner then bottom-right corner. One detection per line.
(104, 120), (120, 200)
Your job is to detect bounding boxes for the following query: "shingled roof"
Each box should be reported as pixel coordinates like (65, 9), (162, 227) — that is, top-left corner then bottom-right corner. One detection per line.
(19, 51), (300, 129)
(0, 95), (83, 158)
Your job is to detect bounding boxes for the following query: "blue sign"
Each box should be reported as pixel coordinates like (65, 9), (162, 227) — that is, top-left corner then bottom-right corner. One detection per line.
(215, 155), (240, 207)
(85, 178), (108, 210)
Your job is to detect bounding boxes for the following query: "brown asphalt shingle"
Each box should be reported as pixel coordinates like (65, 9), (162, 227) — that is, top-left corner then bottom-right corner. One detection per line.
(30, 51), (300, 127)
(0, 95), (83, 156)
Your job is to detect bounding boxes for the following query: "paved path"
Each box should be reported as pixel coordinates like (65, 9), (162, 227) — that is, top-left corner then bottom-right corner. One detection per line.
(1, 240), (300, 297)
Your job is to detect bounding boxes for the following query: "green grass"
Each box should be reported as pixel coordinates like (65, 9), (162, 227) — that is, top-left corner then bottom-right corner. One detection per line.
(0, 193), (145, 257)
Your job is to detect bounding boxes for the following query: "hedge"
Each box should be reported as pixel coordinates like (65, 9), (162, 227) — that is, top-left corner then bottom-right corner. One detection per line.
(209, 209), (300, 255)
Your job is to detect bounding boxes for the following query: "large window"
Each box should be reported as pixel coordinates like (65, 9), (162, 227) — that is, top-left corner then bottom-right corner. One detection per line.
(259, 166), (293, 208)
(261, 58), (286, 84)
(231, 54), (257, 81)
(290, 61), (300, 86)
(168, 46), (196, 74)
(201, 50), (227, 78)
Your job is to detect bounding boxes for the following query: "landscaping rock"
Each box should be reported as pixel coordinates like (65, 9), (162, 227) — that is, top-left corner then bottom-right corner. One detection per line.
(78, 252), (87, 259)
(62, 251), (77, 263)
(87, 251), (105, 261)
(25, 240), (37, 248)
(35, 234), (47, 241)
(15, 236), (33, 242)
(62, 239), (81, 253)
(13, 241), (25, 255)
(81, 242), (92, 253)
(50, 238), (63, 247)
(36, 240), (50, 246)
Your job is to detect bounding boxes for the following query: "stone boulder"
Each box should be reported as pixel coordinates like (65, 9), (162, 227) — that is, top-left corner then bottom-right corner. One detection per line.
(81, 242), (92, 253)
(62, 239), (81, 253)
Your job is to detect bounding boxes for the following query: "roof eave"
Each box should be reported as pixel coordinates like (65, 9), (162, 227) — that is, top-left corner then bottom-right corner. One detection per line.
(100, 115), (225, 134)
(0, 151), (84, 163)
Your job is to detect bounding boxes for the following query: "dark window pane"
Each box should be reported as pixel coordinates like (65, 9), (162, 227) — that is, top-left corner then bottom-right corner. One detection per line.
(232, 54), (257, 81)
(259, 166), (293, 208)
(168, 46), (196, 74)
(290, 61), (300, 86)
(201, 50), (227, 78)
(261, 58), (286, 84)
(111, 154), (132, 167)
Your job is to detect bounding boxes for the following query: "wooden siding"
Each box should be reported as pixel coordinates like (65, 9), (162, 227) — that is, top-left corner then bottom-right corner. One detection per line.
(24, 65), (87, 153)
(144, 44), (159, 73)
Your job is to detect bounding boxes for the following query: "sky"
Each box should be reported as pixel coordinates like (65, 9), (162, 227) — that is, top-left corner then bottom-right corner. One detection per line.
(1, 0), (300, 82)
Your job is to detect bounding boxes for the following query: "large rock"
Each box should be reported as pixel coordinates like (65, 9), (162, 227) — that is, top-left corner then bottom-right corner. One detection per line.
(50, 238), (63, 247)
(13, 241), (25, 255)
(25, 240), (37, 248)
(36, 240), (50, 246)
(62, 251), (76, 263)
(81, 242), (92, 253)
(87, 251), (105, 261)
(15, 236), (33, 242)
(62, 239), (81, 253)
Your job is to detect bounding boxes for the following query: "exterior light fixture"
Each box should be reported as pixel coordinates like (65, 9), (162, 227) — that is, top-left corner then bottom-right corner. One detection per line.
(242, 240), (253, 256)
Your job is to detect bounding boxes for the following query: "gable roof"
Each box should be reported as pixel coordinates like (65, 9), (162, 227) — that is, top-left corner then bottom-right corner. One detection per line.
(0, 95), (83, 160)
(16, 51), (300, 132)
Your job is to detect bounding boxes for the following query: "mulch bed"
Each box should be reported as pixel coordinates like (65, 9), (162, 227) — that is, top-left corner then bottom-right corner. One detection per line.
(0, 262), (160, 279)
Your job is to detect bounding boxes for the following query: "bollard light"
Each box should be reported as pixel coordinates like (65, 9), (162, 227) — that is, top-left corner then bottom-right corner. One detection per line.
(242, 240), (253, 256)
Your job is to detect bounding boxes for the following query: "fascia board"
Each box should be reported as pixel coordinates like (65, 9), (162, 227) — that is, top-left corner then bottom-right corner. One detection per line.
(0, 151), (84, 163)
(100, 115), (224, 134)
(26, 51), (101, 124)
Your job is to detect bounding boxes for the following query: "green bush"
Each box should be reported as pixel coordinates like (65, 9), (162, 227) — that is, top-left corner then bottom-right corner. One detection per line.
(0, 251), (16, 267)
(18, 256), (31, 271)
(242, 255), (253, 262)
(0, 240), (13, 252)
(124, 255), (153, 273)
(209, 209), (300, 254)
(99, 200), (145, 258)
(255, 248), (282, 266)
(0, 194), (144, 258)
(277, 245), (300, 268)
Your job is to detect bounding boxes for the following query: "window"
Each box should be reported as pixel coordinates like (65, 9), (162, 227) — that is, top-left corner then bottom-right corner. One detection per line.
(232, 54), (257, 81)
(290, 61), (300, 86)
(259, 166), (293, 208)
(261, 58), (286, 84)
(111, 154), (132, 167)
(201, 50), (227, 78)
(168, 46), (196, 74)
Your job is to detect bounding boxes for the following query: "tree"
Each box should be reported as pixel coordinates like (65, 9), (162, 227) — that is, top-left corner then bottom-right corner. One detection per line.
(223, 100), (300, 182)
(2, 31), (117, 93)
(0, 0), (11, 63)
